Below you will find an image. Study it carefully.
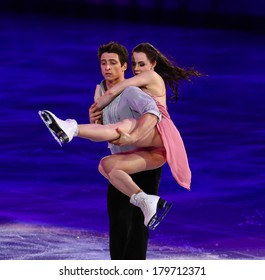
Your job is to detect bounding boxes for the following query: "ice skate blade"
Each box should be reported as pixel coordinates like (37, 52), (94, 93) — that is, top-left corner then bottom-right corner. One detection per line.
(148, 202), (173, 230)
(38, 110), (69, 146)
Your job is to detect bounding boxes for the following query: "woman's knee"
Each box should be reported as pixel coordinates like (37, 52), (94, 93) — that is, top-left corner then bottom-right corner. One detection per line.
(98, 162), (107, 177)
(98, 156), (114, 176)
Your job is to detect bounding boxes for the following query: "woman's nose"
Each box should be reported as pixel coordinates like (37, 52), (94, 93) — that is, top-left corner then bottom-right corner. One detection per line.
(133, 65), (139, 71)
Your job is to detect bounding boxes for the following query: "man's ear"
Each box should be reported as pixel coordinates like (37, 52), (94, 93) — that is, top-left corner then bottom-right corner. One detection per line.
(122, 62), (128, 72)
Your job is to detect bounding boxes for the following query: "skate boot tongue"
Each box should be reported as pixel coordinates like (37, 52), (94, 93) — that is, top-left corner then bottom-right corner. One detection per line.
(130, 192), (173, 230)
(130, 192), (159, 227)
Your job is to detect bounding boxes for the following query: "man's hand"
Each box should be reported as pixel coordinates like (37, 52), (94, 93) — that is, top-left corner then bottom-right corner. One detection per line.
(89, 103), (103, 124)
(109, 128), (136, 146)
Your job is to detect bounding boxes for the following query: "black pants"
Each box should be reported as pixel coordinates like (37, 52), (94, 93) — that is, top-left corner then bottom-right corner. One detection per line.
(107, 167), (162, 260)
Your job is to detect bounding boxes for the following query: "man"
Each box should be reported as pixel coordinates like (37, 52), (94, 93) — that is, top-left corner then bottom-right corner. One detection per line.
(89, 42), (162, 260)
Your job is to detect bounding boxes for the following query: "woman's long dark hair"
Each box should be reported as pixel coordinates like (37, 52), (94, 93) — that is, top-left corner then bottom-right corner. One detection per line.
(132, 43), (203, 101)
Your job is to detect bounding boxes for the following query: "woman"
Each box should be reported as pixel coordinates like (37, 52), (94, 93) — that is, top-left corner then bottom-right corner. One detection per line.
(39, 43), (201, 229)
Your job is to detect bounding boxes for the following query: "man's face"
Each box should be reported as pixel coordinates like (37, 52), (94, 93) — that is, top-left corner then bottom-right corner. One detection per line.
(100, 52), (127, 82)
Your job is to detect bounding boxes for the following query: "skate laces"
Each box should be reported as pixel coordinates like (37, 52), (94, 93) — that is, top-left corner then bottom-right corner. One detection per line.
(140, 197), (148, 210)
(131, 194), (148, 210)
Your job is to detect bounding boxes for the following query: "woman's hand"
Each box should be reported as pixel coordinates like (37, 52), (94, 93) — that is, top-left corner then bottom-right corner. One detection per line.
(96, 94), (115, 109)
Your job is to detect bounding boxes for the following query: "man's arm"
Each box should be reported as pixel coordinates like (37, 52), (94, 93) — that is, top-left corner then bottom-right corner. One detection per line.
(110, 86), (161, 146)
(110, 113), (158, 146)
(89, 84), (103, 124)
(128, 113), (158, 143)
(89, 103), (103, 124)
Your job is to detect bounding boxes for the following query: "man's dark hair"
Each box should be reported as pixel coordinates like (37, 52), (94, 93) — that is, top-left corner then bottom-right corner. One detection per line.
(98, 42), (129, 66)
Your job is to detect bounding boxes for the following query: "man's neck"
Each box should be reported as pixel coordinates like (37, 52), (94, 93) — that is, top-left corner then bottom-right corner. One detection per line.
(105, 77), (125, 90)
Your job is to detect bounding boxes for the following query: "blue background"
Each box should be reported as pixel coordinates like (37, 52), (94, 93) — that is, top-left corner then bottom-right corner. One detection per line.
(0, 1), (264, 259)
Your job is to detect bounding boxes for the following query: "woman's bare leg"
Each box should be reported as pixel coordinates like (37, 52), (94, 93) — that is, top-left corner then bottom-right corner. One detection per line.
(77, 119), (137, 142)
(39, 110), (138, 144)
(39, 110), (162, 148)
(98, 150), (172, 229)
(98, 149), (166, 197)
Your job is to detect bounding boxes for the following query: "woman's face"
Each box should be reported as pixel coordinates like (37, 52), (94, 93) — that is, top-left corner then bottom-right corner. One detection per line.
(131, 52), (156, 75)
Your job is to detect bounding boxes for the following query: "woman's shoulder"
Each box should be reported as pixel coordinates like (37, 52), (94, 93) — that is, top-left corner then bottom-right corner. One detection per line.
(136, 70), (161, 80)
(144, 70), (162, 80)
(146, 72), (166, 97)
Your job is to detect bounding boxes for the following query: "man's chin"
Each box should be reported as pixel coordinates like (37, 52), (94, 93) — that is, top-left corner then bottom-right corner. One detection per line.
(104, 75), (113, 80)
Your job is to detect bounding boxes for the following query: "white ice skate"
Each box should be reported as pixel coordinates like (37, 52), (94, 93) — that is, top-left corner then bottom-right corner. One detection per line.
(38, 110), (77, 146)
(130, 192), (172, 230)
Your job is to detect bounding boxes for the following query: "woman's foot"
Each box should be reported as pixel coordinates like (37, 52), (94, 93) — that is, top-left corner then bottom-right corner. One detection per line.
(38, 110), (77, 146)
(130, 192), (172, 230)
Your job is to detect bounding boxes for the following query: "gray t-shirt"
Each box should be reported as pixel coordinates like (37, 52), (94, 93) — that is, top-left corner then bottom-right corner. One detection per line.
(100, 84), (161, 154)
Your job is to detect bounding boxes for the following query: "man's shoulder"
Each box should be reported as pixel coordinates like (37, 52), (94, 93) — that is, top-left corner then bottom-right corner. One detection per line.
(121, 86), (149, 99)
(122, 85), (140, 92)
